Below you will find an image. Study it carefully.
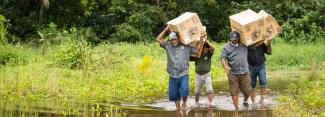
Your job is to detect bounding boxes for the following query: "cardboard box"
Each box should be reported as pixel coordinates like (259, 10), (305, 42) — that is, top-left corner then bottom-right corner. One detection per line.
(258, 10), (281, 40)
(190, 40), (214, 59)
(229, 9), (265, 46)
(167, 12), (206, 47)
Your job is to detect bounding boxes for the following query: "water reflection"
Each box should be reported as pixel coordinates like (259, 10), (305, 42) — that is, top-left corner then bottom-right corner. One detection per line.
(1, 95), (276, 117)
(193, 107), (214, 117)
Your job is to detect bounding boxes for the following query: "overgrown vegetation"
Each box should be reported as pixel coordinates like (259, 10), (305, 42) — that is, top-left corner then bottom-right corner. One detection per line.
(0, 15), (7, 44)
(0, 0), (324, 43)
(0, 0), (324, 116)
(0, 45), (27, 66)
(272, 67), (325, 116)
(1, 35), (325, 115)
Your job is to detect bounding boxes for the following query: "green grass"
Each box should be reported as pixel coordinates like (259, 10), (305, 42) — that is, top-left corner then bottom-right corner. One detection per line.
(266, 38), (325, 70)
(0, 38), (325, 115)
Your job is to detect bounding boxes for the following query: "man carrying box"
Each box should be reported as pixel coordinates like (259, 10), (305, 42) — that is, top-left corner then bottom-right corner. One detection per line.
(248, 38), (272, 106)
(220, 31), (251, 110)
(156, 25), (194, 110)
(190, 37), (215, 107)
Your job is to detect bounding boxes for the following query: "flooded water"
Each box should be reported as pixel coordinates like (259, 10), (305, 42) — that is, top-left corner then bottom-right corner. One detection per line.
(141, 95), (279, 111)
(123, 94), (279, 117)
(1, 94), (282, 117)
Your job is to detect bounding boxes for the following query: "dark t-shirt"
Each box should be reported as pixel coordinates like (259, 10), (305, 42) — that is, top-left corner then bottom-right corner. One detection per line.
(193, 51), (213, 75)
(247, 43), (271, 66)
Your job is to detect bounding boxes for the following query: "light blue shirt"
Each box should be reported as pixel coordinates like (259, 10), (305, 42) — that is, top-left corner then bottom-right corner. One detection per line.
(161, 40), (193, 78)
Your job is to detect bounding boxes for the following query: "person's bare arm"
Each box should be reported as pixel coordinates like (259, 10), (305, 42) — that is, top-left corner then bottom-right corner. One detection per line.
(255, 40), (264, 47)
(206, 41), (215, 54)
(221, 58), (230, 75)
(264, 38), (272, 55)
(156, 25), (170, 45)
(264, 38), (272, 46)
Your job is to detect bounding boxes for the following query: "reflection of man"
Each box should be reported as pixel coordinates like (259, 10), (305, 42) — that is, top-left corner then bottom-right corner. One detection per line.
(232, 110), (239, 117)
(194, 108), (202, 117)
(220, 31), (251, 110)
(194, 107), (214, 117)
(258, 100), (267, 117)
(177, 109), (191, 117)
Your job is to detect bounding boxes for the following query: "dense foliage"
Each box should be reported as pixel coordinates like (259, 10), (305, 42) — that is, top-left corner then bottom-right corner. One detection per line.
(0, 0), (324, 43)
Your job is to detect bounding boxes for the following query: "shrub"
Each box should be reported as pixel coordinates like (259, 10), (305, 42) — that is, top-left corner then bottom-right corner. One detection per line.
(56, 39), (91, 69)
(0, 46), (26, 66)
(0, 15), (7, 44)
(280, 13), (325, 44)
(55, 29), (100, 71)
(110, 23), (141, 43)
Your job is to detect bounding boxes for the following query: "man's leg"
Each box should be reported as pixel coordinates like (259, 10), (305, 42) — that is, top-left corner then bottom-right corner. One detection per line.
(228, 72), (240, 110)
(258, 64), (267, 103)
(250, 89), (257, 108)
(180, 75), (189, 109)
(182, 96), (187, 108)
(232, 95), (239, 110)
(207, 93), (213, 106)
(249, 65), (258, 104)
(175, 100), (181, 109)
(259, 87), (266, 104)
(169, 77), (181, 109)
(240, 72), (251, 108)
(205, 72), (214, 106)
(195, 73), (204, 106)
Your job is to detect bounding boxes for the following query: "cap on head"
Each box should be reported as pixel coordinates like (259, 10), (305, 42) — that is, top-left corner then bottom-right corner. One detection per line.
(169, 32), (178, 40)
(230, 31), (240, 41)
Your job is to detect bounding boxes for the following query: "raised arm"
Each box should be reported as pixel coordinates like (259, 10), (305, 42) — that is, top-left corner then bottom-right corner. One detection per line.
(255, 40), (265, 47)
(156, 25), (170, 45)
(264, 38), (272, 55)
(206, 41), (215, 54)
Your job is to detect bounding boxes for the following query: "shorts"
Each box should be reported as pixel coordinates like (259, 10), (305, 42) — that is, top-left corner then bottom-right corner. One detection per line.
(194, 72), (214, 96)
(249, 64), (267, 90)
(227, 72), (251, 96)
(168, 75), (189, 101)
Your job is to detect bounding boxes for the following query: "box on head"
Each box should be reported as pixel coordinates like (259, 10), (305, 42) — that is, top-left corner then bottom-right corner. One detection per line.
(229, 9), (281, 46)
(166, 12), (211, 58)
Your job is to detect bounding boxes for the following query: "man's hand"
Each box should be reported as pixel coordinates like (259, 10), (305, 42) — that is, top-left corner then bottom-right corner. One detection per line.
(221, 58), (231, 75)
(200, 32), (207, 43)
(156, 25), (171, 45)
(264, 37), (273, 46)
(225, 66), (231, 75)
(166, 25), (170, 31)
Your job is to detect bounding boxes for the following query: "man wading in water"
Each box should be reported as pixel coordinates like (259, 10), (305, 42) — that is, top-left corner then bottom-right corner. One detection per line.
(220, 31), (251, 110)
(156, 25), (194, 111)
(190, 35), (215, 107)
(248, 37), (272, 106)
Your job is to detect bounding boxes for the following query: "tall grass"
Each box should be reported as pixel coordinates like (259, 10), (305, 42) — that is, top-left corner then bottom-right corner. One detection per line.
(267, 38), (325, 71)
(0, 37), (325, 115)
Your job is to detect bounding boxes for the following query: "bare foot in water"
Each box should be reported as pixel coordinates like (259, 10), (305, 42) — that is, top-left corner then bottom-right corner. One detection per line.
(182, 102), (187, 109)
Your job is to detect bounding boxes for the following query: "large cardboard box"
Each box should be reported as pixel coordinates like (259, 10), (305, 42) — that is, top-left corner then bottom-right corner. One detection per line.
(229, 9), (265, 46)
(167, 12), (206, 47)
(258, 10), (281, 40)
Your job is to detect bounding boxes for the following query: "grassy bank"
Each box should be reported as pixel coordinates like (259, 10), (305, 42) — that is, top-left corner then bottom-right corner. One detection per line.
(0, 38), (325, 115)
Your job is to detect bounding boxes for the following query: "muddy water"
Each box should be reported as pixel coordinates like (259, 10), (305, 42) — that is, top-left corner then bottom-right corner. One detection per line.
(1, 94), (281, 117)
(126, 109), (273, 117)
(123, 95), (279, 117)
